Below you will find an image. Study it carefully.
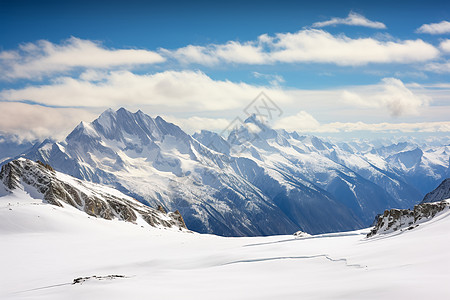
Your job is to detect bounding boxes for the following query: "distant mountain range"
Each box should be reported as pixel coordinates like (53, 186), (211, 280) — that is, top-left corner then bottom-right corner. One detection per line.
(1, 108), (449, 236)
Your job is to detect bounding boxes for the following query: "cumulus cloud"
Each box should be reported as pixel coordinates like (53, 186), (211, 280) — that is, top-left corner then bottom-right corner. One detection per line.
(273, 111), (321, 131)
(0, 37), (165, 80)
(439, 39), (450, 52)
(311, 12), (386, 29)
(165, 29), (439, 66)
(341, 78), (430, 116)
(0, 102), (97, 141)
(416, 21), (450, 34)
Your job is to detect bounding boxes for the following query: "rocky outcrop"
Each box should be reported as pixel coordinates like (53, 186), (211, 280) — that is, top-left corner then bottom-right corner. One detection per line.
(421, 178), (450, 204)
(367, 200), (449, 237)
(0, 159), (187, 230)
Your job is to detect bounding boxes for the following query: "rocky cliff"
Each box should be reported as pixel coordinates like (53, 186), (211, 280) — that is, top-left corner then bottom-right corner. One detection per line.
(367, 200), (449, 237)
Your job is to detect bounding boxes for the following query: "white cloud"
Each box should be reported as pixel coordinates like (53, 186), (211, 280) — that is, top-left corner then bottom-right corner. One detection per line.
(0, 70), (293, 112)
(274, 111), (321, 131)
(165, 29), (439, 66)
(0, 71), (447, 140)
(0, 102), (97, 141)
(275, 112), (450, 133)
(341, 78), (429, 116)
(162, 116), (231, 134)
(416, 21), (450, 34)
(264, 30), (438, 65)
(311, 12), (386, 29)
(0, 37), (165, 80)
(0, 71), (432, 121)
(1, 30), (441, 81)
(439, 39), (450, 52)
(162, 41), (268, 66)
(424, 60), (450, 73)
(252, 72), (285, 86)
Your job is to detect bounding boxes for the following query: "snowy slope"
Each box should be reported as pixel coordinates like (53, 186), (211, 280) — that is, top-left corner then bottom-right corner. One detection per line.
(0, 158), (187, 230)
(1, 190), (449, 299)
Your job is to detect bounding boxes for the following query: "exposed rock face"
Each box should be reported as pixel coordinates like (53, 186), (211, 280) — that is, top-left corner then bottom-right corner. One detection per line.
(0, 159), (187, 230)
(367, 200), (449, 237)
(421, 178), (450, 204)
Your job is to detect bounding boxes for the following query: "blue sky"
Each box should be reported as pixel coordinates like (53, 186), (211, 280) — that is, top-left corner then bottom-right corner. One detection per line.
(1, 0), (450, 141)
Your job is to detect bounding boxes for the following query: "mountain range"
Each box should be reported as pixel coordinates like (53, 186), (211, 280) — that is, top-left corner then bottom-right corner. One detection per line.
(2, 107), (449, 236)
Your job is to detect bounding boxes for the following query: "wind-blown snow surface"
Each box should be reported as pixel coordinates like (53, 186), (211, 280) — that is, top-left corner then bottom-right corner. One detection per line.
(1, 192), (449, 299)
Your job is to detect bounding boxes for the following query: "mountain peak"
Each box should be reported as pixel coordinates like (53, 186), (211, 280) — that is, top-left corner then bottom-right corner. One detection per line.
(68, 121), (100, 141)
(244, 113), (266, 127)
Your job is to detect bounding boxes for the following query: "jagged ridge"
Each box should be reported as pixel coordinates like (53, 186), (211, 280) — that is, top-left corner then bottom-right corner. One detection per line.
(0, 159), (186, 230)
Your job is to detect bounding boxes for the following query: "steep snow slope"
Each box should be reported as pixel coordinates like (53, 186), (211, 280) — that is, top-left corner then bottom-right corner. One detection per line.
(23, 108), (360, 235)
(1, 190), (449, 299)
(422, 178), (450, 203)
(0, 158), (186, 230)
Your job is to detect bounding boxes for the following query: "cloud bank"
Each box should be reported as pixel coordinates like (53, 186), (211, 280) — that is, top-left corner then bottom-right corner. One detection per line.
(274, 111), (450, 133)
(0, 71), (428, 118)
(0, 102), (97, 141)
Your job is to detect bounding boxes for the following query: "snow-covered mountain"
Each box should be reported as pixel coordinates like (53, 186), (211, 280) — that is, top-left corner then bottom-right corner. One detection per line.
(0, 158), (186, 230)
(194, 115), (441, 225)
(20, 108), (362, 236)
(17, 108), (450, 236)
(379, 144), (450, 195)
